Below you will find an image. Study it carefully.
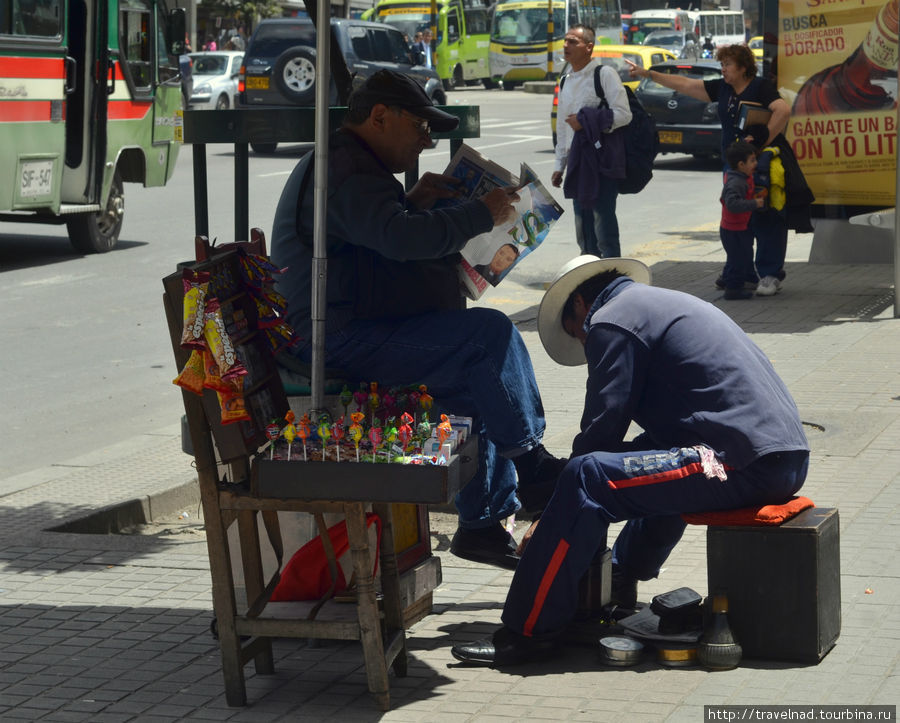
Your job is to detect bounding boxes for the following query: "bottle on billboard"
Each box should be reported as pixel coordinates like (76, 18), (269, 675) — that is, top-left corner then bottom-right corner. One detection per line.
(793, 0), (898, 114)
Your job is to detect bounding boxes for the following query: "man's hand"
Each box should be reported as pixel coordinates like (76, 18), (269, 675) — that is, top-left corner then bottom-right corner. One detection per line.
(564, 113), (582, 132)
(551, 170), (563, 188)
(624, 58), (647, 80)
(516, 518), (540, 556)
(479, 186), (520, 226)
(406, 172), (463, 210)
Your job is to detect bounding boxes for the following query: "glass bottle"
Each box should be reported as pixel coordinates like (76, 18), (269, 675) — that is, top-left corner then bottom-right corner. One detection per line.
(792, 0), (898, 115)
(697, 593), (742, 671)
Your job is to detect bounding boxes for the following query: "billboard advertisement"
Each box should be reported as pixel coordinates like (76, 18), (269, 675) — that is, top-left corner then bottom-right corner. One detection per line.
(778, 0), (898, 206)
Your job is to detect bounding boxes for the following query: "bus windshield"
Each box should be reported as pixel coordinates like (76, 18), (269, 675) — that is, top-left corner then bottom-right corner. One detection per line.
(491, 6), (565, 43)
(373, 9), (431, 39)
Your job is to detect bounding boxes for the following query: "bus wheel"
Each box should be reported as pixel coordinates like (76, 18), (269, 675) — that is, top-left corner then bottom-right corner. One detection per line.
(67, 170), (124, 254)
(502, 81), (518, 91)
(482, 78), (498, 89)
(450, 65), (465, 89)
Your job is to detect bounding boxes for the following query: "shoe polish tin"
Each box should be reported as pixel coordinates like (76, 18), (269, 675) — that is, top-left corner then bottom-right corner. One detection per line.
(657, 644), (699, 667)
(599, 636), (644, 666)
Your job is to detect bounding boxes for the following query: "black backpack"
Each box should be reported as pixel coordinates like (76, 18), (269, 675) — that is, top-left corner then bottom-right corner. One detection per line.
(560, 66), (659, 194)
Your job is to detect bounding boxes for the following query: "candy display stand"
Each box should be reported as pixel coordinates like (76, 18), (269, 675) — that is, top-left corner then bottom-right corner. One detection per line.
(168, 106), (481, 712)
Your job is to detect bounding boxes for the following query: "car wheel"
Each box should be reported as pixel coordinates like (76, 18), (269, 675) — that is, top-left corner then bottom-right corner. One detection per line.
(67, 169), (124, 253)
(273, 46), (317, 104)
(215, 93), (229, 110)
(251, 142), (278, 154)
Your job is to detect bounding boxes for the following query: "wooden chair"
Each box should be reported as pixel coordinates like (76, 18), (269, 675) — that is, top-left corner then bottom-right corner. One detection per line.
(162, 242), (474, 710)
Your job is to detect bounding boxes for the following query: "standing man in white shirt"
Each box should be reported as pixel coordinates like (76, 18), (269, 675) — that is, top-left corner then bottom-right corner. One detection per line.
(551, 25), (632, 258)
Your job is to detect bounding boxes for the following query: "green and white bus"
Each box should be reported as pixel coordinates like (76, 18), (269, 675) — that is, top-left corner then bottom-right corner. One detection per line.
(364, 0), (494, 90)
(0, 0), (186, 252)
(489, 0), (623, 88)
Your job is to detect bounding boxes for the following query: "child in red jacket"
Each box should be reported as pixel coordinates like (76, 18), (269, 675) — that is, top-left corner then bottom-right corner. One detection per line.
(720, 140), (766, 300)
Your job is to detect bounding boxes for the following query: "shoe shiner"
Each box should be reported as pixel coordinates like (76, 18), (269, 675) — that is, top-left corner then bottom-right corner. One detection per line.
(451, 255), (809, 666)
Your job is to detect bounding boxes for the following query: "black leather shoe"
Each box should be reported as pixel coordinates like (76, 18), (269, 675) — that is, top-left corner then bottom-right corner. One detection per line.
(450, 523), (519, 570)
(451, 626), (558, 667)
(610, 564), (638, 610)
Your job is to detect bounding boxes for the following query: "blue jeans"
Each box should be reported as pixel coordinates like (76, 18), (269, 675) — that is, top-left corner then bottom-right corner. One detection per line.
(719, 227), (755, 289)
(291, 307), (546, 529)
(501, 447), (808, 637)
(572, 178), (620, 258)
(751, 210), (788, 279)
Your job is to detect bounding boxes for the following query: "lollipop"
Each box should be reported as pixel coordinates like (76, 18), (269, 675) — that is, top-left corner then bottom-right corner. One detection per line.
(265, 421), (281, 460)
(282, 418), (296, 461)
(332, 416), (345, 462)
(398, 412), (414, 459)
(416, 412), (432, 451)
(349, 412), (364, 463)
(384, 419), (398, 463)
(368, 425), (383, 464)
(368, 381), (380, 427)
(436, 413), (452, 446)
(353, 382), (368, 414)
(296, 413), (312, 461)
(317, 416), (332, 461)
(339, 385), (353, 422)
(418, 384), (433, 423)
(382, 388), (397, 419)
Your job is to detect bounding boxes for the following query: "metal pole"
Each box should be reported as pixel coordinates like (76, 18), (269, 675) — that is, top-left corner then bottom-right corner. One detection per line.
(895, 47), (899, 318)
(310, 0), (331, 412)
(546, 0), (553, 79)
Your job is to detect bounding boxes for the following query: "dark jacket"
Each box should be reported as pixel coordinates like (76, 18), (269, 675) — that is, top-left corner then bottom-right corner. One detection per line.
(270, 129), (493, 338)
(720, 169), (757, 231)
(572, 277), (809, 468)
(562, 106), (626, 204)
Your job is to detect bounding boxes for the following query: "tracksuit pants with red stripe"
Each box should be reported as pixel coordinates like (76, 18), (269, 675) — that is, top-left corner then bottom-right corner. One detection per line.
(501, 445), (809, 638)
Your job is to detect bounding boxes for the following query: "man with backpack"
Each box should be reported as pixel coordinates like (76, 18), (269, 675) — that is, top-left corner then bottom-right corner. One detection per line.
(551, 24), (632, 258)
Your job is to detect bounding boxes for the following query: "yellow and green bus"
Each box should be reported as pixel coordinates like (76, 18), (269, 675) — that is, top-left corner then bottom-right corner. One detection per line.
(364, 0), (494, 90)
(489, 0), (622, 89)
(0, 0), (186, 252)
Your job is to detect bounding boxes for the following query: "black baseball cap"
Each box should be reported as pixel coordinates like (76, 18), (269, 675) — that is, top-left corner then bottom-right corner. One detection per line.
(349, 70), (459, 133)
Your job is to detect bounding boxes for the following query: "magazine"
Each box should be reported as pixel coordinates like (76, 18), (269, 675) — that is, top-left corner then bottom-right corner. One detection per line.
(436, 144), (564, 300)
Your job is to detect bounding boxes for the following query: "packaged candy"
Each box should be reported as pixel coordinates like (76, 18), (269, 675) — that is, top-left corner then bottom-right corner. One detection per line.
(201, 349), (234, 393)
(181, 269), (210, 349)
(217, 380), (250, 425)
(203, 299), (247, 382)
(172, 349), (205, 395)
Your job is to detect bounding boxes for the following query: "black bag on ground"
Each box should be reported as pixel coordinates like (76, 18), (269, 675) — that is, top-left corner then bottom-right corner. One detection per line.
(561, 66), (659, 195)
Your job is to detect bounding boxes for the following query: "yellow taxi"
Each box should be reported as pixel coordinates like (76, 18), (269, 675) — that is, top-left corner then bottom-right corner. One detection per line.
(551, 44), (676, 146)
(749, 36), (764, 60)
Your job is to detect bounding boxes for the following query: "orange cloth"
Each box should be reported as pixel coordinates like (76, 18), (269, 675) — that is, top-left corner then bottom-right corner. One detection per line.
(682, 496), (815, 526)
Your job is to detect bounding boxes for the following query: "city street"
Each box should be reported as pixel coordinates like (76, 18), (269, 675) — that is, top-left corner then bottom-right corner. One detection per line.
(0, 88), (725, 480)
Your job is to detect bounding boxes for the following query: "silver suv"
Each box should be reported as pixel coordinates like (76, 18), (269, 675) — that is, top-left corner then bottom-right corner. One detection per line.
(240, 18), (446, 152)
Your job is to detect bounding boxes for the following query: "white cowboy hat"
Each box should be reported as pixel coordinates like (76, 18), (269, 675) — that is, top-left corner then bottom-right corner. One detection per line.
(538, 255), (652, 366)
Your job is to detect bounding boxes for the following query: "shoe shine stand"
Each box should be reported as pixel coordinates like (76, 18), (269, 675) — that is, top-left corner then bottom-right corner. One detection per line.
(168, 104), (481, 711)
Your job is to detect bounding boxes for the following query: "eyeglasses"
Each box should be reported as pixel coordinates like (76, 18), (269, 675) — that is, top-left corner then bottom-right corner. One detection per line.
(396, 108), (431, 137)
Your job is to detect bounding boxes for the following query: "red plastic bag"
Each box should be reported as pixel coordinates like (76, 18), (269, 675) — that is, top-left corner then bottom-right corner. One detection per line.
(270, 513), (382, 601)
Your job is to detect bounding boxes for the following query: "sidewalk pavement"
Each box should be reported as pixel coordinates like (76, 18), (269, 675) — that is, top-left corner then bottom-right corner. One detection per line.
(1, 235), (898, 721)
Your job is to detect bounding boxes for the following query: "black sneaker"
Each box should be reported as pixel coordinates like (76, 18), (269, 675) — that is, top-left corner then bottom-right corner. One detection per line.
(723, 287), (753, 300)
(450, 523), (519, 570)
(716, 276), (757, 291)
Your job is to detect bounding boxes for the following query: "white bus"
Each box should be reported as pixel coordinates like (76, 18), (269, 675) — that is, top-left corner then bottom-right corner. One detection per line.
(694, 9), (745, 48)
(627, 8), (691, 43)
